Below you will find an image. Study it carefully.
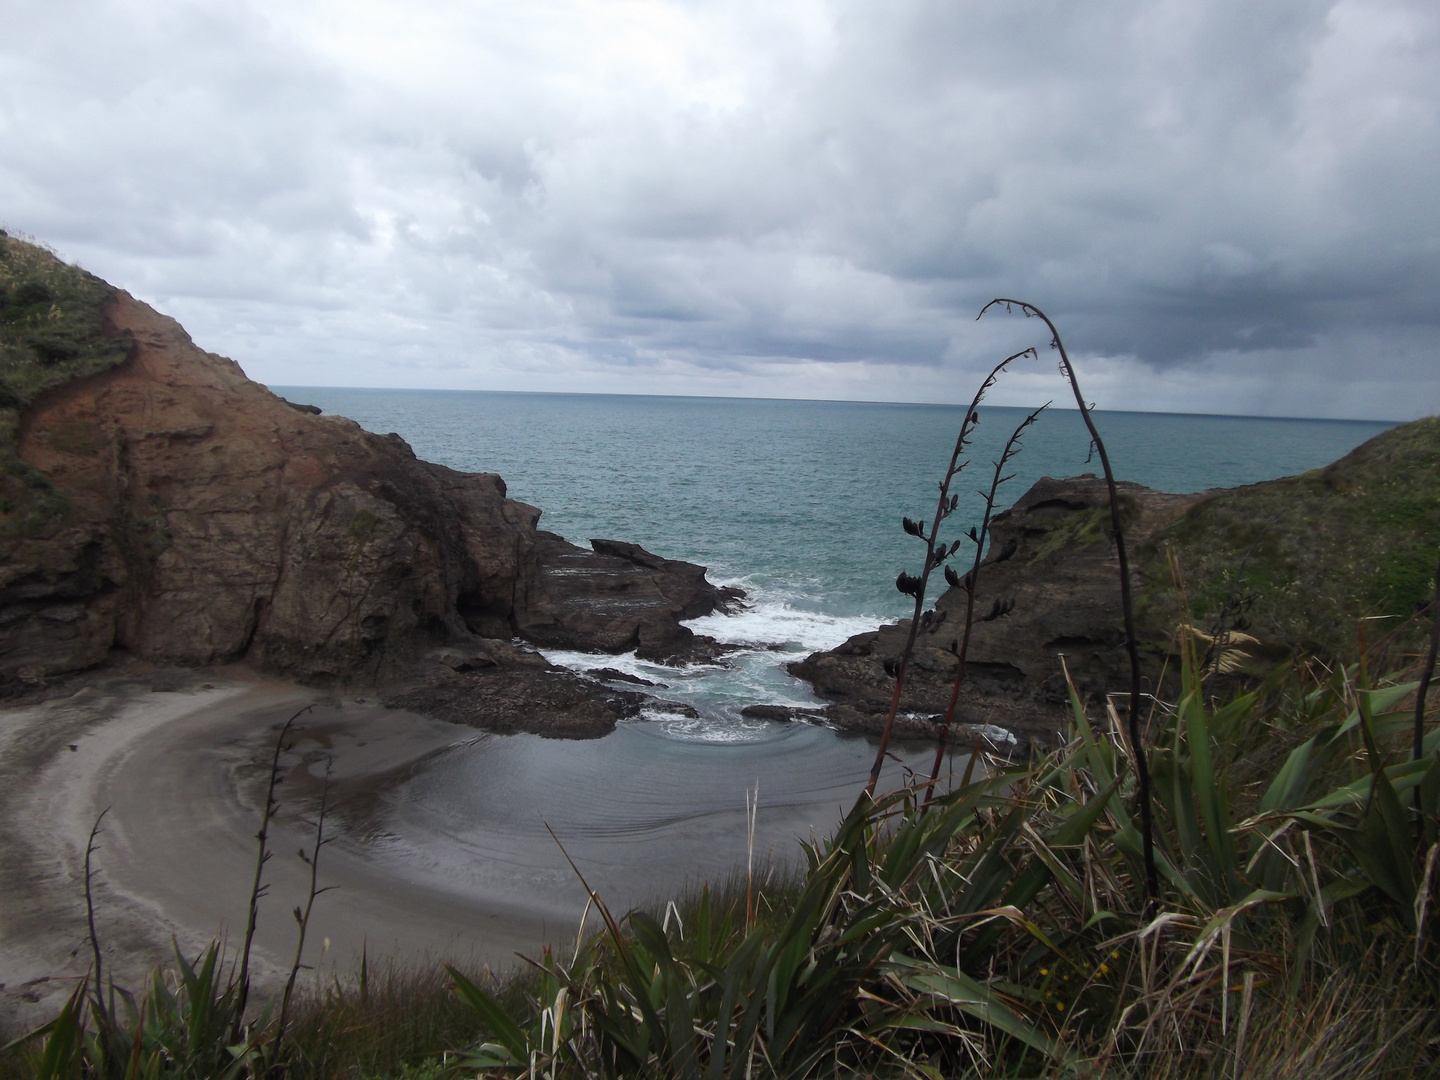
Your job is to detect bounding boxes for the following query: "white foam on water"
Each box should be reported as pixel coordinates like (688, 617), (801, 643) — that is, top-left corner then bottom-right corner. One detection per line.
(537, 647), (723, 685)
(685, 597), (882, 653)
(634, 710), (779, 744)
(538, 586), (887, 716)
(970, 724), (1018, 747)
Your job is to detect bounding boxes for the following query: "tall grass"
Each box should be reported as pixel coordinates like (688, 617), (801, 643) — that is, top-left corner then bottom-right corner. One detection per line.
(441, 640), (1439, 1078)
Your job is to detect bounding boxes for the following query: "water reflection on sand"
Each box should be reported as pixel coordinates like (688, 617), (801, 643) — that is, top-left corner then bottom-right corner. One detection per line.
(368, 716), (974, 921)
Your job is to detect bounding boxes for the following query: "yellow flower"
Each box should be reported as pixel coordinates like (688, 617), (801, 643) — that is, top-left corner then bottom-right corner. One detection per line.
(1055, 1002), (1065, 1011)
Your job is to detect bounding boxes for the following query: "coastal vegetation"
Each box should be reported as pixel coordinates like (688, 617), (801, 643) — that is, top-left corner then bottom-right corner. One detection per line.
(1136, 415), (1440, 664)
(0, 232), (133, 539)
(8, 638), (1436, 1078)
(1, 286), (1436, 1078)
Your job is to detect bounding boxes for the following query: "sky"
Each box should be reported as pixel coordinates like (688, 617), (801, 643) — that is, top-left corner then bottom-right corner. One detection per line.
(2, 0), (1437, 420)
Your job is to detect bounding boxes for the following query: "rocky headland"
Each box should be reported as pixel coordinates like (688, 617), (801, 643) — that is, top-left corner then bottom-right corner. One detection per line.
(0, 234), (739, 736)
(784, 476), (1202, 746)
(788, 416), (1440, 747)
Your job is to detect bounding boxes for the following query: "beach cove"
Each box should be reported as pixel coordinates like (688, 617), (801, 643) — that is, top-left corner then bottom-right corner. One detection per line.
(0, 664), (960, 1032)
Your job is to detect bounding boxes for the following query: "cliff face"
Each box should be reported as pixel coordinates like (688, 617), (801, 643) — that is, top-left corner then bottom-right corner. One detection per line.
(1, 280), (734, 695)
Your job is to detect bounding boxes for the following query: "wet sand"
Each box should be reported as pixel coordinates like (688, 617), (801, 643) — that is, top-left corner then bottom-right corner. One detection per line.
(0, 665), (575, 1035)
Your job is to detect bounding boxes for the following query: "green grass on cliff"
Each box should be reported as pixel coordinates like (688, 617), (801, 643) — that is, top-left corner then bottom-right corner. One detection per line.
(1138, 416), (1440, 663)
(0, 232), (134, 537)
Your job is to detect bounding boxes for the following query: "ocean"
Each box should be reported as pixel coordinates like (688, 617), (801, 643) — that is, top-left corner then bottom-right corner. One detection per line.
(273, 388), (1394, 910)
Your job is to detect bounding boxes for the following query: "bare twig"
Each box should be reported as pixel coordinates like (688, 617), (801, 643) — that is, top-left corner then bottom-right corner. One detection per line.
(980, 298), (1159, 902)
(273, 758), (335, 1066)
(233, 705), (312, 1038)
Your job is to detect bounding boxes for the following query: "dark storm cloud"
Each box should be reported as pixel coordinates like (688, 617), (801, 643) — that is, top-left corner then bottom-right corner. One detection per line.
(1, 0), (1436, 417)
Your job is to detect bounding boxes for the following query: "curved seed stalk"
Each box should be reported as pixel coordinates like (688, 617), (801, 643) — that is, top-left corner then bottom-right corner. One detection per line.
(924, 403), (1049, 805)
(980, 298), (1159, 902)
(233, 704), (311, 1037)
(865, 348), (1035, 796)
(83, 809), (112, 1036)
(273, 759), (336, 1066)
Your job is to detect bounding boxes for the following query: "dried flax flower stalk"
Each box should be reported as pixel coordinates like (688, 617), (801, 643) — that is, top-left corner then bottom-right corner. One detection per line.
(865, 348), (1035, 796)
(980, 298), (1159, 902)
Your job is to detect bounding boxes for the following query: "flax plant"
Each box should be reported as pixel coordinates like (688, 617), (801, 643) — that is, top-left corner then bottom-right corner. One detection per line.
(866, 348), (1036, 796)
(444, 629), (1440, 1079)
(235, 707), (310, 1038)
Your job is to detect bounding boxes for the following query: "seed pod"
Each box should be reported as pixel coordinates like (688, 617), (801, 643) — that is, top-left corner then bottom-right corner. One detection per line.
(895, 572), (924, 598)
(944, 565), (961, 589)
(902, 516), (924, 538)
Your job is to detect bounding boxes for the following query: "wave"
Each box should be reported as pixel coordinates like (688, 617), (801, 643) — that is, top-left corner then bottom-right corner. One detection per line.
(537, 586), (886, 729)
(685, 588), (884, 653)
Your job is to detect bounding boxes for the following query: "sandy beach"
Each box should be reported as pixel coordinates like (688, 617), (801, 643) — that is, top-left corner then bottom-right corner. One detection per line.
(0, 664), (577, 1036)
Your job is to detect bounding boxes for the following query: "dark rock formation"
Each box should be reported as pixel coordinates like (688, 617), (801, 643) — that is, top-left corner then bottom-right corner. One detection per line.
(517, 532), (743, 663)
(587, 667), (665, 687)
(0, 280), (741, 739)
(789, 475), (1202, 745)
(739, 704), (826, 723)
(382, 667), (650, 739)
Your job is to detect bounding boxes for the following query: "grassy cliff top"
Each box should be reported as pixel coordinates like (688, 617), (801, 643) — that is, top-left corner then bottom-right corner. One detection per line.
(1138, 415), (1440, 662)
(0, 232), (134, 536)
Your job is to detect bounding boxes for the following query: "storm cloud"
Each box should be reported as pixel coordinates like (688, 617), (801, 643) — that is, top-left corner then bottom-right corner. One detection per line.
(2, 0), (1437, 418)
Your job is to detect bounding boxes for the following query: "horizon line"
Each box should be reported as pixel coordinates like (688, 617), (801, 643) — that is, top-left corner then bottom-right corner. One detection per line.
(265, 383), (1405, 426)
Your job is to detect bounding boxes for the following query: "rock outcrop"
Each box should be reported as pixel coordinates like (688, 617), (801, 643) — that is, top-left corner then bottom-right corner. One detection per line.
(789, 475), (1202, 745)
(0, 272), (738, 737)
(519, 533), (743, 662)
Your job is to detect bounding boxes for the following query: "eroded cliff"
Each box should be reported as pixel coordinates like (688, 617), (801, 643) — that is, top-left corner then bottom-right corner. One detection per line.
(0, 236), (737, 735)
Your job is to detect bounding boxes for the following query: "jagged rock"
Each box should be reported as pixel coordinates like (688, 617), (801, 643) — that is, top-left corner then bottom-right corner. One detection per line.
(0, 267), (742, 713)
(517, 532), (743, 663)
(789, 475), (1202, 745)
(587, 667), (665, 687)
(739, 704), (827, 723)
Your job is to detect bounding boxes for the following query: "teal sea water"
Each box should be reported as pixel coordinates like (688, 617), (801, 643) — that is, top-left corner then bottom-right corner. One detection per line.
(278, 388), (1391, 718)
(275, 388), (1393, 908)
(276, 390), (1390, 617)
